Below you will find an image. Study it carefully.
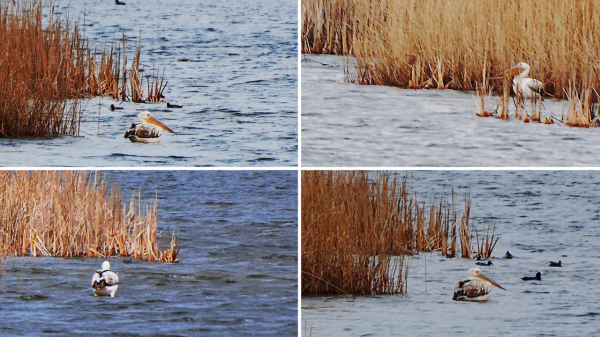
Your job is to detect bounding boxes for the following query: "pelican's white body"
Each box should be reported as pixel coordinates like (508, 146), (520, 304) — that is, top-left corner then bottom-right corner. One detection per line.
(509, 62), (544, 99)
(91, 261), (119, 297)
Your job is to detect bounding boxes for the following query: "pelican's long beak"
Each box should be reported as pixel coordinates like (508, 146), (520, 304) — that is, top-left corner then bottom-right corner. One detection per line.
(145, 116), (175, 134)
(504, 64), (526, 77)
(476, 274), (506, 291)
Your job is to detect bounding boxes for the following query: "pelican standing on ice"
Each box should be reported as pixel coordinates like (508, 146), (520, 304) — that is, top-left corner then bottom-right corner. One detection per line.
(124, 111), (176, 143)
(91, 261), (119, 297)
(505, 62), (544, 99)
(453, 268), (506, 301)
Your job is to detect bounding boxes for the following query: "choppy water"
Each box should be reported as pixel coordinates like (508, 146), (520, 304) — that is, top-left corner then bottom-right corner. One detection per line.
(0, 171), (298, 336)
(302, 170), (600, 337)
(0, 0), (297, 167)
(302, 55), (600, 167)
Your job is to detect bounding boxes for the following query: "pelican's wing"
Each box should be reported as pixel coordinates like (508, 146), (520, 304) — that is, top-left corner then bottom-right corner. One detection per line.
(525, 78), (544, 92)
(453, 279), (491, 301)
(135, 124), (162, 139)
(91, 272), (101, 288)
(104, 271), (119, 286)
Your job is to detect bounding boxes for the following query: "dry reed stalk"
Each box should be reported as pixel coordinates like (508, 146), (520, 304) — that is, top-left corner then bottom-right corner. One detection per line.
(146, 69), (168, 102)
(130, 41), (143, 103)
(497, 80), (510, 120)
(303, 0), (600, 100)
(565, 85), (593, 127)
(459, 197), (472, 258)
(0, 171), (180, 263)
(474, 222), (499, 259)
(302, 171), (476, 296)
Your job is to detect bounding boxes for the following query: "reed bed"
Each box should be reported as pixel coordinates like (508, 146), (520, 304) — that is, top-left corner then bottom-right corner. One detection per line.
(0, 171), (180, 263)
(0, 2), (169, 137)
(302, 0), (600, 100)
(302, 171), (495, 296)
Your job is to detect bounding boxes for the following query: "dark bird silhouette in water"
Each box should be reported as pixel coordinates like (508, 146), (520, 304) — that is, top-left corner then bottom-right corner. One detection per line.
(504, 251), (513, 259)
(476, 260), (493, 266)
(115, 0), (126, 5)
(549, 260), (562, 267)
(167, 102), (183, 108)
(110, 104), (123, 111)
(522, 272), (542, 281)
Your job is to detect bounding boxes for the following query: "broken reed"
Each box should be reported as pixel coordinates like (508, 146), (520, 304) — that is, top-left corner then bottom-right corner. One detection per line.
(302, 0), (600, 99)
(0, 2), (168, 137)
(301, 171), (491, 296)
(0, 171), (180, 263)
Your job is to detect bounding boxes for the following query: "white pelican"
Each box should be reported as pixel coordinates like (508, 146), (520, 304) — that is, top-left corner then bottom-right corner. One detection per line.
(505, 62), (544, 99)
(124, 111), (175, 143)
(91, 261), (119, 297)
(453, 268), (506, 301)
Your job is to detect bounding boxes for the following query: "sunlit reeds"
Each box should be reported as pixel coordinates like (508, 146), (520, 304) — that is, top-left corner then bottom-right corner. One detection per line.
(0, 171), (180, 263)
(302, 171), (491, 296)
(302, 0), (600, 100)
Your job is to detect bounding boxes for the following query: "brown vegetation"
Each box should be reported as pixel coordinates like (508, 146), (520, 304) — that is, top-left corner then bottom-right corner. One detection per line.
(0, 171), (180, 263)
(302, 0), (600, 100)
(301, 171), (496, 296)
(0, 2), (169, 138)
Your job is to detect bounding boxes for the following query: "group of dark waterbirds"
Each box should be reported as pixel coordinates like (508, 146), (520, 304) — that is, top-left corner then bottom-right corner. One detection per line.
(110, 102), (183, 111)
(475, 250), (562, 282)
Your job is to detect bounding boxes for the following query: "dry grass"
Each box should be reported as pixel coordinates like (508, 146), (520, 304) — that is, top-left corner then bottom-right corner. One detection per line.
(474, 222), (499, 259)
(302, 0), (600, 100)
(302, 171), (493, 296)
(0, 171), (180, 263)
(0, 2), (169, 137)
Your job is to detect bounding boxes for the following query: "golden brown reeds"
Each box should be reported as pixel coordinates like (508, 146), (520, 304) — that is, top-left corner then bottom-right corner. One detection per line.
(474, 222), (499, 259)
(565, 85), (594, 127)
(130, 41), (144, 103)
(0, 2), (170, 137)
(146, 69), (168, 102)
(301, 0), (356, 55)
(0, 171), (180, 263)
(302, 171), (477, 296)
(302, 0), (600, 99)
(0, 2), (86, 137)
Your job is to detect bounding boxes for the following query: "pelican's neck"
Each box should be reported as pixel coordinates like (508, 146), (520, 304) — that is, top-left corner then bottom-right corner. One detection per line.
(517, 65), (530, 79)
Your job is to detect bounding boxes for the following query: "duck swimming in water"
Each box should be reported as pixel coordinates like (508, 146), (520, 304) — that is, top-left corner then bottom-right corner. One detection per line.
(110, 104), (123, 111)
(549, 261), (562, 267)
(115, 0), (126, 5)
(475, 260), (493, 266)
(504, 251), (514, 259)
(522, 272), (542, 281)
(167, 102), (183, 109)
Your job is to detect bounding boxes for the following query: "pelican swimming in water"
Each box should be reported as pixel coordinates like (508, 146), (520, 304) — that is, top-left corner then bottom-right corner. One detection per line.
(91, 261), (119, 297)
(124, 111), (176, 143)
(453, 268), (506, 301)
(505, 62), (544, 99)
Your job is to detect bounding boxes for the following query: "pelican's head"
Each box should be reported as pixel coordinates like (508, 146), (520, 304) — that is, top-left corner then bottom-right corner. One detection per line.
(101, 261), (111, 271)
(138, 111), (175, 133)
(505, 62), (530, 78)
(468, 267), (506, 290)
